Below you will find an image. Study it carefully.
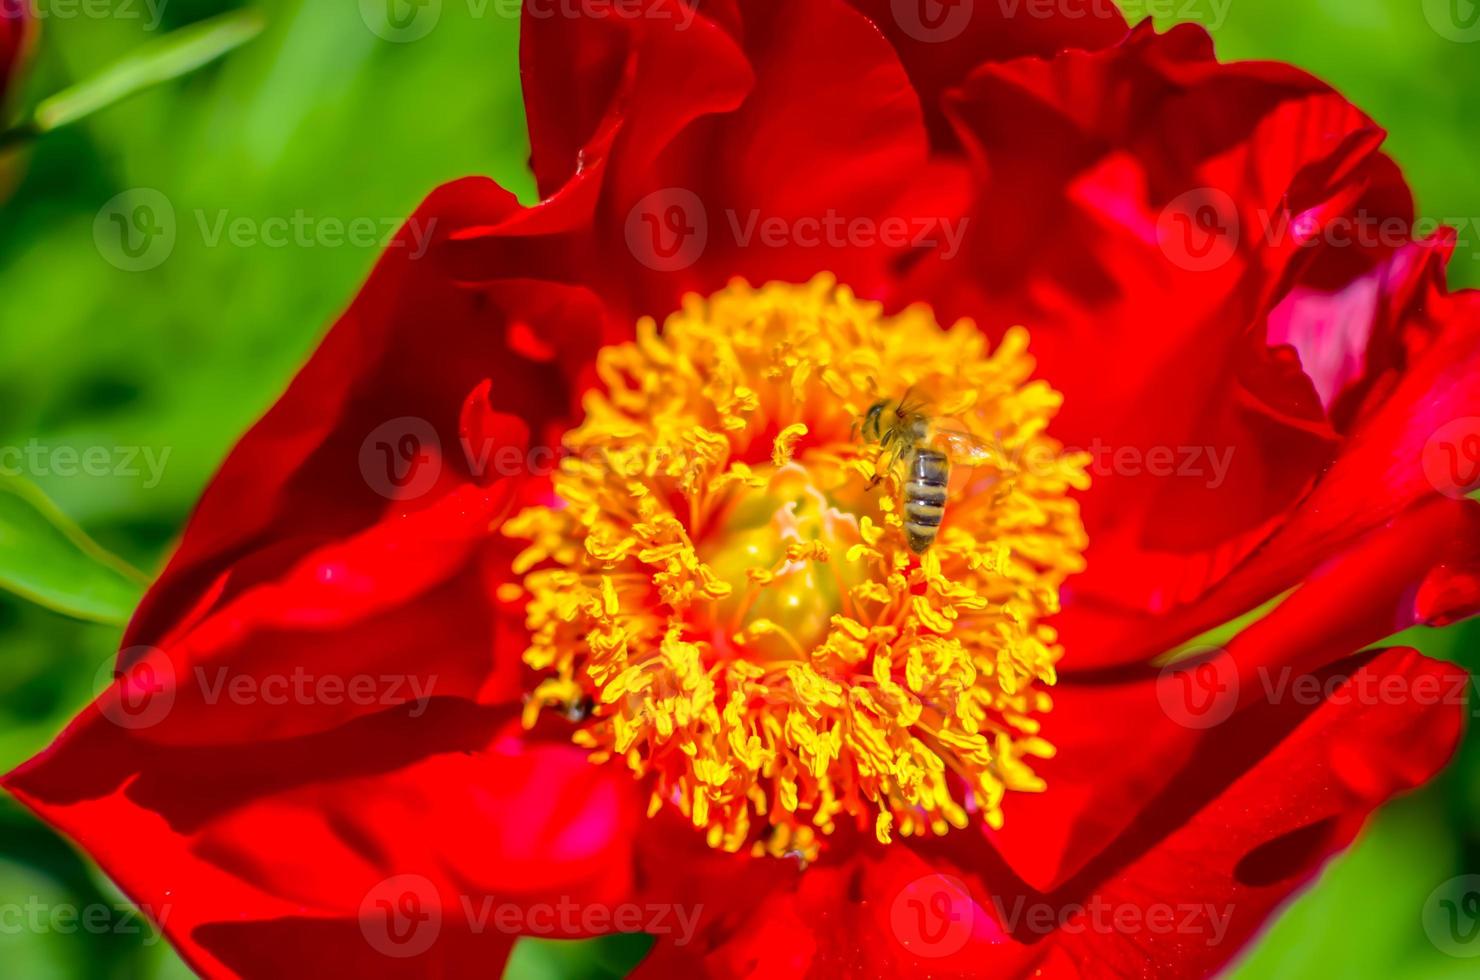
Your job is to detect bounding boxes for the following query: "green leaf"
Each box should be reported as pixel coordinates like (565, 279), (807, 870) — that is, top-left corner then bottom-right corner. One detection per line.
(0, 475), (147, 625)
(504, 935), (655, 980)
(0, 9), (265, 150)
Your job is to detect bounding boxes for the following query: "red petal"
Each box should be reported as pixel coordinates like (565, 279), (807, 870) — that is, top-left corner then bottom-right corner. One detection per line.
(1221, 497), (1480, 683)
(994, 495), (1480, 891)
(1040, 647), (1465, 977)
(827, 647), (1464, 980)
(844, 0), (1128, 148)
(637, 643), (1462, 978)
(124, 178), (611, 665)
(1067, 286), (1480, 669)
(459, 380), (533, 488)
(930, 24), (1383, 633)
(1267, 182), (1442, 423)
(895, 22), (1471, 669)
(646, 645), (1462, 978)
(3, 704), (642, 978)
(1416, 560), (1480, 627)
(634, 839), (1043, 979)
(506, 0), (932, 318)
(0, 176), (632, 975)
(111, 483), (527, 746)
(520, 0), (751, 201)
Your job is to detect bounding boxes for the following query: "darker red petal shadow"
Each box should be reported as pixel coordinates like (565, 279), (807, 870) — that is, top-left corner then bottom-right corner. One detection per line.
(994, 495), (1480, 893)
(126, 178), (612, 657)
(509, 0), (933, 320)
(895, 22), (1477, 671)
(3, 701), (643, 979)
(844, 0), (1128, 149)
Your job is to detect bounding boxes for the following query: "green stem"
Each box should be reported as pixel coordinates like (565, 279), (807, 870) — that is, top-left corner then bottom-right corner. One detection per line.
(0, 476), (149, 585)
(1151, 590), (1293, 666)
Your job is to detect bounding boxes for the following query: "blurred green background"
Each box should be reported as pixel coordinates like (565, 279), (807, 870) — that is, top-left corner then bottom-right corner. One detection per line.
(0, 1), (1477, 977)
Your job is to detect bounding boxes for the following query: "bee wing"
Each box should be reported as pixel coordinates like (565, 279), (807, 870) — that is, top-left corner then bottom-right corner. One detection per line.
(930, 426), (1003, 467)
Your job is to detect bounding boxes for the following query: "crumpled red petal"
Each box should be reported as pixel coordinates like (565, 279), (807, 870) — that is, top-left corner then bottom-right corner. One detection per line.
(993, 494), (1480, 893)
(123, 178), (610, 677)
(505, 0), (932, 319)
(106, 482), (520, 747)
(842, 0), (1127, 149)
(895, 21), (1476, 671)
(1067, 286), (1480, 669)
(632, 647), (1464, 978)
(1037, 647), (1466, 978)
(2, 702), (643, 979)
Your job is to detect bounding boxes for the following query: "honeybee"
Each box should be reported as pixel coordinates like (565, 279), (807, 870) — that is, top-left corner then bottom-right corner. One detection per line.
(857, 393), (1000, 553)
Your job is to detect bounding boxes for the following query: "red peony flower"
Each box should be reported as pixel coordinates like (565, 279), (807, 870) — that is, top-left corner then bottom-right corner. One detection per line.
(8, 3), (1480, 977)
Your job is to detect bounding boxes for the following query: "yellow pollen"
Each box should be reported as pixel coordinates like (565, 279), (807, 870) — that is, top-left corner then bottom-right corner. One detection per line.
(506, 276), (1088, 861)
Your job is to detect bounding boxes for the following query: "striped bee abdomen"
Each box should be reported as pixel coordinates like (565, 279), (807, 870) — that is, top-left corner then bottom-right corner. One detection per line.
(903, 448), (949, 553)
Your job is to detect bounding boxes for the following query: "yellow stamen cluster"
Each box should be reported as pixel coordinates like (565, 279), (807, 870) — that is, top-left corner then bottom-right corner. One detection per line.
(505, 276), (1088, 860)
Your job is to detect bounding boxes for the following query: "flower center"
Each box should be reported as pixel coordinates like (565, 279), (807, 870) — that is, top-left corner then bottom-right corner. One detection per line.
(506, 276), (1088, 860)
(696, 467), (864, 662)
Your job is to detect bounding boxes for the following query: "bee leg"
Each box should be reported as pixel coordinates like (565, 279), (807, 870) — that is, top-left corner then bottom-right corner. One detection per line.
(869, 439), (905, 491)
(868, 447), (894, 489)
